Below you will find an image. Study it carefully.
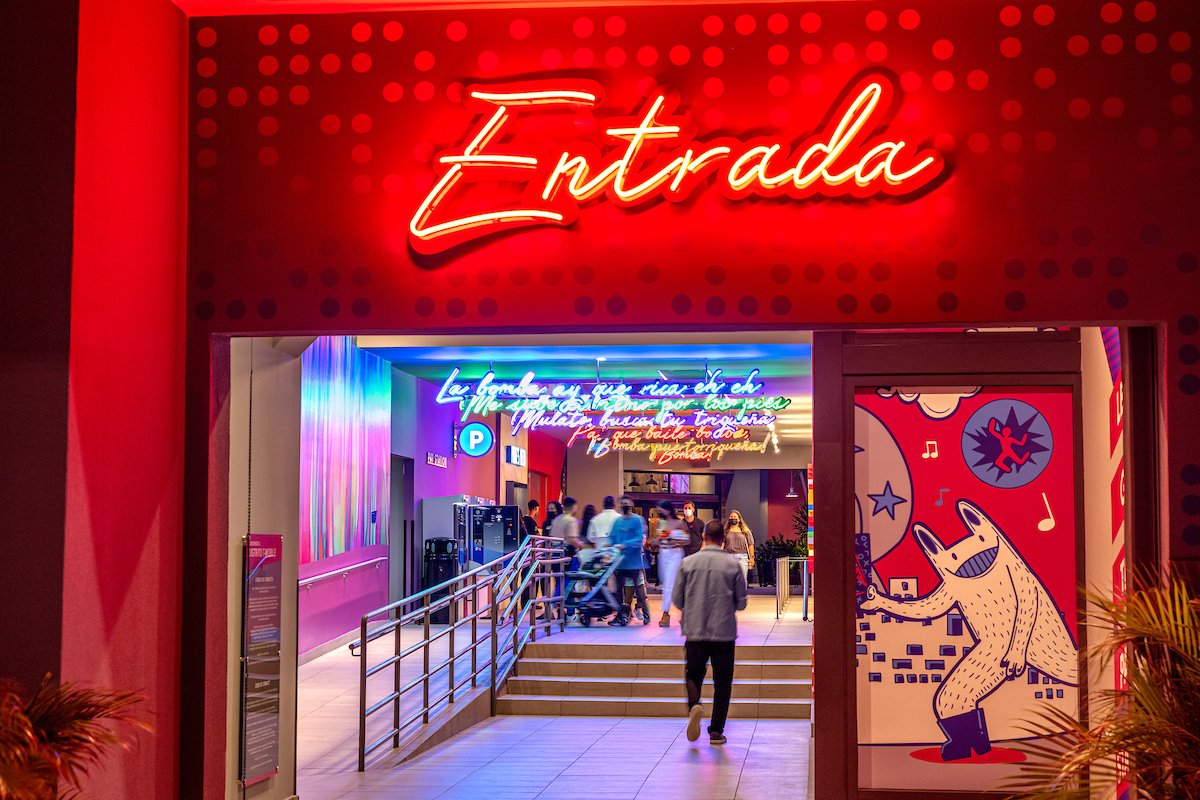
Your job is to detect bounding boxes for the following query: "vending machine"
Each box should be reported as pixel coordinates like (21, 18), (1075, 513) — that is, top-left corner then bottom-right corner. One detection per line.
(421, 494), (495, 571)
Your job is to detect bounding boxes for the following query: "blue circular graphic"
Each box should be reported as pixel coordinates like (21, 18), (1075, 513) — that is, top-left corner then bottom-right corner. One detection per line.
(961, 398), (1053, 488)
(458, 422), (495, 458)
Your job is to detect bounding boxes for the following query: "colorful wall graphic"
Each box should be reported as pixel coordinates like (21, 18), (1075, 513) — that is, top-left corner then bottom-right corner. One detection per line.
(299, 336), (391, 564)
(854, 386), (1077, 790)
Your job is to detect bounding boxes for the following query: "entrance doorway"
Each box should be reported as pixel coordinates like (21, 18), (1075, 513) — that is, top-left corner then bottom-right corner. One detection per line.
(389, 455), (416, 602)
(226, 330), (815, 798)
(222, 325), (1150, 800)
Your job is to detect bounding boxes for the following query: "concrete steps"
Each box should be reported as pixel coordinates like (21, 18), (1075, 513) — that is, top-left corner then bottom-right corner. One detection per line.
(497, 641), (811, 719)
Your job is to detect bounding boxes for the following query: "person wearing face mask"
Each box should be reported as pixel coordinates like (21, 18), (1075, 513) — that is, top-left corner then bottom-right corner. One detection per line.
(681, 502), (704, 557)
(541, 501), (563, 538)
(722, 509), (755, 586)
(654, 500), (691, 627)
(608, 496), (651, 625)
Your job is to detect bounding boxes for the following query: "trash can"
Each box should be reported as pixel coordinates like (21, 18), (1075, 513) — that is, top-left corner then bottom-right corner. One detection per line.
(424, 537), (458, 624)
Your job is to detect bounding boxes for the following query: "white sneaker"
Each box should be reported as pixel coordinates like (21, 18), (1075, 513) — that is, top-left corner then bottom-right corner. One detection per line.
(686, 704), (704, 742)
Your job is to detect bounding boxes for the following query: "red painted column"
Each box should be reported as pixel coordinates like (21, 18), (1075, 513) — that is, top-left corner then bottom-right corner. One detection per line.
(61, 1), (188, 798)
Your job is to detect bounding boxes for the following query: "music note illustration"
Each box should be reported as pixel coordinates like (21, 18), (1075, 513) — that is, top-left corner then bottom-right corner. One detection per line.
(935, 488), (949, 507)
(1037, 492), (1056, 532)
(921, 440), (940, 459)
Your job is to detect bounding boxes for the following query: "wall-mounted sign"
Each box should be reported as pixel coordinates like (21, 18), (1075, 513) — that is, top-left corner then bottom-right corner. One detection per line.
(426, 451), (448, 469)
(505, 445), (528, 467)
(240, 533), (283, 787)
(410, 74), (944, 254)
(457, 422), (495, 458)
(439, 366), (790, 466)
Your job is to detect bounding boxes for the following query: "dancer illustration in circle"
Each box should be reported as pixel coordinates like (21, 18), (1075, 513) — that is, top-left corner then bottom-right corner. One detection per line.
(987, 418), (1030, 473)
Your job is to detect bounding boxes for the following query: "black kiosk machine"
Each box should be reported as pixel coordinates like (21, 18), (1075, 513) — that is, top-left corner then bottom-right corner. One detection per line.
(455, 503), (520, 568)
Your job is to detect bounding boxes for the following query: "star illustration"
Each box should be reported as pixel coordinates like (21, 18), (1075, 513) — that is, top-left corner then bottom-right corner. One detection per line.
(868, 481), (907, 520)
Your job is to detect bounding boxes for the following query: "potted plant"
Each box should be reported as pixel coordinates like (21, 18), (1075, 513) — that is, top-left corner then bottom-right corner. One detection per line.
(756, 537), (782, 586)
(0, 674), (146, 799)
(1006, 573), (1199, 800)
(757, 534), (805, 588)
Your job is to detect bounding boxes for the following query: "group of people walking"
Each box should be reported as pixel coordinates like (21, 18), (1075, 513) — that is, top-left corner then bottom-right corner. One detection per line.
(520, 494), (756, 744)
(522, 495), (757, 627)
(517, 494), (756, 745)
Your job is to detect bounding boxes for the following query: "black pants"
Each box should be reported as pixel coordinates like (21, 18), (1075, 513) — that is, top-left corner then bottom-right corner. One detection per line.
(685, 640), (736, 735)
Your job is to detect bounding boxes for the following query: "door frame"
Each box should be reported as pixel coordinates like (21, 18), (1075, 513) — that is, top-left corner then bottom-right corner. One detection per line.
(813, 330), (1090, 800)
(389, 454), (415, 604)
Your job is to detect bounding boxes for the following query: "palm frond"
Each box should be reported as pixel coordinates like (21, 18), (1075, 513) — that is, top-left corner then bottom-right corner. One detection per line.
(1007, 572), (1200, 800)
(23, 674), (150, 792)
(0, 674), (148, 799)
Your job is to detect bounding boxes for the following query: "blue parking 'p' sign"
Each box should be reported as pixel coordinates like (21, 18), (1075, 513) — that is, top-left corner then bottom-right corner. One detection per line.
(458, 422), (495, 458)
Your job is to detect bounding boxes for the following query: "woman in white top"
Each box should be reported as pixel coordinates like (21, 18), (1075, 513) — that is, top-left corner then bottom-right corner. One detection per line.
(654, 500), (691, 627)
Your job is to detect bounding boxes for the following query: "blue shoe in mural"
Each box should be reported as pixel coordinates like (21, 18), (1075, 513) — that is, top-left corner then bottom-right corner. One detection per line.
(937, 709), (992, 761)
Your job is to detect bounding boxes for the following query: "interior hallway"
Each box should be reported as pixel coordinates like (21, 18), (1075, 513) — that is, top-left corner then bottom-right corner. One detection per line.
(296, 595), (813, 799)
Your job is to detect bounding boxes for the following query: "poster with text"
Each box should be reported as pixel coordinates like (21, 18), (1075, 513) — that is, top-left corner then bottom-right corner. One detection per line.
(241, 533), (283, 787)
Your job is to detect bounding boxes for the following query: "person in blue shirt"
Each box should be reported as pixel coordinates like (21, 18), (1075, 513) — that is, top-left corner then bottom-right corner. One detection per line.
(608, 496), (650, 625)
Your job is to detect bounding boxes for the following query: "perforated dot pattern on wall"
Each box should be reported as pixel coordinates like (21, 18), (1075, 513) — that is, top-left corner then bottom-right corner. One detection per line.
(188, 1), (1200, 556)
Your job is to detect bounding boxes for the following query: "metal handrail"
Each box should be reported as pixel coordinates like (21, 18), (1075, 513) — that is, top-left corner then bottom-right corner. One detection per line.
(351, 534), (569, 771)
(298, 556), (388, 588)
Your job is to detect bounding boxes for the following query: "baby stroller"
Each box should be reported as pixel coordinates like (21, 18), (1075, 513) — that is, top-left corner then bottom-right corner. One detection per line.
(564, 546), (621, 627)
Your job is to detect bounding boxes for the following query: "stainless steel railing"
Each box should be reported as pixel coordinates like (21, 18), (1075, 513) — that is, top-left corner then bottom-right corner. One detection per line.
(298, 556), (387, 588)
(349, 534), (569, 771)
(775, 556), (812, 621)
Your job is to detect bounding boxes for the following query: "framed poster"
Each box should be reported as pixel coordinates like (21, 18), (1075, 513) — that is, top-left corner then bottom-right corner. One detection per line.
(853, 386), (1079, 791)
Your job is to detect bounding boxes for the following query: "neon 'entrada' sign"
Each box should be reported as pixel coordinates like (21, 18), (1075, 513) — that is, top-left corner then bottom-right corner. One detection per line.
(410, 74), (944, 254)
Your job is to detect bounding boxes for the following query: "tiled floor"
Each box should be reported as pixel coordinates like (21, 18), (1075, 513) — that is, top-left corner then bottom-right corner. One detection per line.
(297, 595), (813, 799)
(301, 716), (811, 800)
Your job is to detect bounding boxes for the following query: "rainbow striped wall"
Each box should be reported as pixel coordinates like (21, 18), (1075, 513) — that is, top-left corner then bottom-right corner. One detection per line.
(300, 336), (391, 564)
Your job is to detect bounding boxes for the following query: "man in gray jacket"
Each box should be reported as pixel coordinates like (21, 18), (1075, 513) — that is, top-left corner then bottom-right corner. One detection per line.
(672, 519), (748, 745)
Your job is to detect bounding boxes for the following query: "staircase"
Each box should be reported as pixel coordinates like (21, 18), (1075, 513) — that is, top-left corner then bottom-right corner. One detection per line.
(497, 641), (811, 718)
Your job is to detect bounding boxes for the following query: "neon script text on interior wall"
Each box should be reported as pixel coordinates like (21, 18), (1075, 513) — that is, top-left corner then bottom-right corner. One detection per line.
(409, 74), (944, 254)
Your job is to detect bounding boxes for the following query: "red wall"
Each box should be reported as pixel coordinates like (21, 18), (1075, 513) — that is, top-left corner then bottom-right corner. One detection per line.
(183, 2), (1200, 566)
(528, 429), (568, 515)
(44, 2), (1200, 798)
(766, 469), (806, 541)
(62, 1), (188, 798)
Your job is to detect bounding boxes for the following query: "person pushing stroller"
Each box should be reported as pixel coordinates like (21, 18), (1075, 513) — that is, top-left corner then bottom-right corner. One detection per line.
(564, 543), (622, 626)
(608, 496), (651, 626)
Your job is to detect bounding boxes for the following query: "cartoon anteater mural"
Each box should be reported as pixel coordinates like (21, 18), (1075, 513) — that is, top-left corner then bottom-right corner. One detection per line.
(860, 499), (1078, 761)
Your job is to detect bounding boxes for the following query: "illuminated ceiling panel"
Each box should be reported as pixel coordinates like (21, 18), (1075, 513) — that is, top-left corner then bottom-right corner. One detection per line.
(357, 332), (814, 443)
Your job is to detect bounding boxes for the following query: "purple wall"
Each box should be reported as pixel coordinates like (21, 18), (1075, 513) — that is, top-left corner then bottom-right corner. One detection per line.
(297, 543), (389, 654)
